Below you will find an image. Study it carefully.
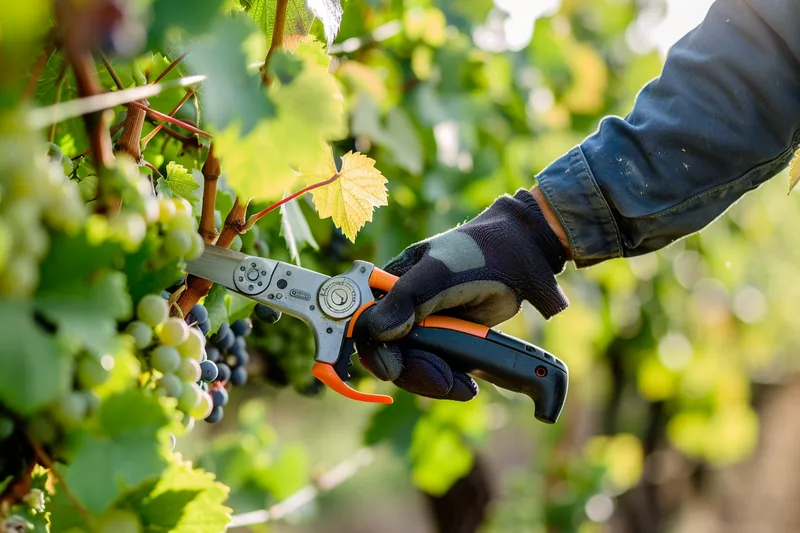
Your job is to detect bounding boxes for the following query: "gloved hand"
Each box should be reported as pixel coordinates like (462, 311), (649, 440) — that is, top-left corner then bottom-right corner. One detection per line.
(356, 188), (569, 401)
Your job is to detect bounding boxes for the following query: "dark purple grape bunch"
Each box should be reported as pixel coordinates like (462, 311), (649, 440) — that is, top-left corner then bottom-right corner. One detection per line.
(203, 318), (253, 423)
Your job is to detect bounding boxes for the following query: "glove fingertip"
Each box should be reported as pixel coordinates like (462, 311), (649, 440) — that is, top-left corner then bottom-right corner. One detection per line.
(367, 293), (416, 342)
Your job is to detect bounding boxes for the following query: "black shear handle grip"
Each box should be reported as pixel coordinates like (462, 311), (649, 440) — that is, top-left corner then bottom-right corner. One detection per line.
(402, 322), (568, 424)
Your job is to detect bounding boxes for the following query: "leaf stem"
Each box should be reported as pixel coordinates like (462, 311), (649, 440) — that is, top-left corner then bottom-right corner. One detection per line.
(129, 101), (212, 138)
(261, 0), (289, 86)
(244, 172), (340, 230)
(153, 52), (188, 85)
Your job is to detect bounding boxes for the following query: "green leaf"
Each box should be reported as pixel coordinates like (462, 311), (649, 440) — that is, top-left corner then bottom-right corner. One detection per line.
(409, 425), (473, 496)
(122, 458), (231, 533)
(352, 94), (423, 174)
(306, 0), (343, 46)
(227, 292), (256, 323)
(186, 15), (275, 135)
(0, 301), (70, 416)
(204, 284), (228, 334)
(148, 0), (225, 49)
(156, 161), (201, 206)
(36, 270), (132, 355)
(55, 391), (172, 517)
(280, 197), (318, 265)
(214, 39), (346, 201)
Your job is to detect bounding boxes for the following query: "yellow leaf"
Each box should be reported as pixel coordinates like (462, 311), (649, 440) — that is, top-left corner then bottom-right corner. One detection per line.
(789, 148), (800, 193)
(304, 150), (388, 242)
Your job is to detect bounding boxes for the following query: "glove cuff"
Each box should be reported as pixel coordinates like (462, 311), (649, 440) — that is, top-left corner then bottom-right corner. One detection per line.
(510, 189), (568, 274)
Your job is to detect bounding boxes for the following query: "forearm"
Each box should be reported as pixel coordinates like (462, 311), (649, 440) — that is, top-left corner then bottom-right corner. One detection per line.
(535, 0), (800, 267)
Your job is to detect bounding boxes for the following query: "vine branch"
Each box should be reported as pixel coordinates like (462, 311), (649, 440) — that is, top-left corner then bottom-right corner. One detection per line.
(100, 52), (124, 90)
(261, 0), (289, 86)
(228, 448), (375, 529)
(198, 144), (221, 243)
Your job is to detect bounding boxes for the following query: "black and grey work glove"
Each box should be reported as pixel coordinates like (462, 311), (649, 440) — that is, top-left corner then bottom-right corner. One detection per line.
(356, 188), (569, 401)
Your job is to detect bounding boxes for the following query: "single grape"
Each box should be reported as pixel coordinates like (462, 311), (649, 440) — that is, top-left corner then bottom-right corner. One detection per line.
(158, 198), (176, 224)
(126, 320), (153, 349)
(158, 373), (183, 398)
(77, 357), (110, 389)
(197, 319), (211, 336)
(172, 198), (192, 215)
(254, 304), (282, 324)
(231, 319), (252, 337)
(192, 392), (214, 419)
(98, 509), (142, 533)
(137, 294), (169, 327)
(231, 335), (247, 355)
(206, 345), (220, 362)
(164, 228), (192, 257)
(157, 317), (190, 346)
(190, 304), (208, 323)
(150, 345), (181, 374)
(216, 363), (231, 382)
(215, 322), (230, 342)
(199, 360), (218, 382)
(220, 328), (235, 351)
(170, 211), (196, 232)
(176, 357), (201, 383)
(177, 383), (202, 413)
(230, 347), (249, 367)
(182, 413), (195, 431)
(178, 328), (205, 361)
(187, 232), (204, 260)
(230, 366), (248, 386)
(211, 388), (228, 407)
(143, 195), (160, 225)
(205, 406), (224, 424)
(52, 391), (88, 426)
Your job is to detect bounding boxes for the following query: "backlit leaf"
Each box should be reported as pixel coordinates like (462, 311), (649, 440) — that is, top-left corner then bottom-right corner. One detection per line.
(304, 150), (388, 242)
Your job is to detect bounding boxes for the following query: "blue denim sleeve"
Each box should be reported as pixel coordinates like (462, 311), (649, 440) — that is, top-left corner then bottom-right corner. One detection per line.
(535, 0), (800, 267)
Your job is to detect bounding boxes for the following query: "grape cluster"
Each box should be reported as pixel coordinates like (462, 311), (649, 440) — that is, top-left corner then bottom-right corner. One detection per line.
(0, 126), (86, 297)
(203, 318), (253, 423)
(127, 295), (216, 426)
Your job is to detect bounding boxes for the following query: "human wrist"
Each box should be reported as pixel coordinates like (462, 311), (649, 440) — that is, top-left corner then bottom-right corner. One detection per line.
(531, 186), (572, 260)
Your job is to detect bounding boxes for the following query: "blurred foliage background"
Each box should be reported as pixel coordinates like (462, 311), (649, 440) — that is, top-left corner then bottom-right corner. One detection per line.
(169, 0), (799, 531)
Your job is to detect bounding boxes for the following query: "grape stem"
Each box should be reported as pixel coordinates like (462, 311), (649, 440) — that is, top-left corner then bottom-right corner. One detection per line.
(29, 438), (96, 530)
(261, 0), (289, 86)
(244, 172), (340, 231)
(99, 52), (125, 90)
(49, 59), (69, 143)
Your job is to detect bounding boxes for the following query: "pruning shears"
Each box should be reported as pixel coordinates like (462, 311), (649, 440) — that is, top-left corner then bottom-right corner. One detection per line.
(186, 246), (569, 424)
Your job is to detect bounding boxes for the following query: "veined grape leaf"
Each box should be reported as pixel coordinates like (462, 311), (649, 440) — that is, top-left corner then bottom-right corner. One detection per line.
(121, 458), (231, 533)
(788, 148), (800, 193)
(156, 161), (201, 206)
(280, 197), (319, 265)
(247, 0), (342, 46)
(227, 291), (257, 323)
(54, 390), (171, 518)
(186, 15), (275, 136)
(0, 302), (70, 416)
(214, 39), (346, 200)
(304, 150), (388, 242)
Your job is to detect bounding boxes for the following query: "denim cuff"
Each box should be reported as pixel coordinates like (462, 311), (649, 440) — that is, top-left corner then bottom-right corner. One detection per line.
(535, 146), (622, 268)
